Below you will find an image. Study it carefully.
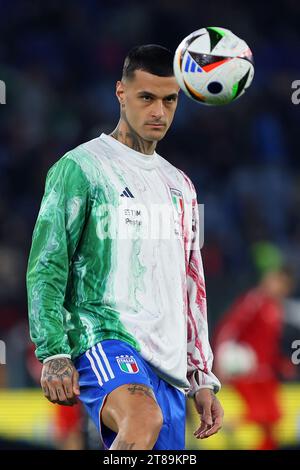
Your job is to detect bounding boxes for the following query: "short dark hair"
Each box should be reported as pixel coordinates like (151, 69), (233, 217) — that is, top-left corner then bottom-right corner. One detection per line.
(122, 44), (174, 80)
(260, 264), (295, 283)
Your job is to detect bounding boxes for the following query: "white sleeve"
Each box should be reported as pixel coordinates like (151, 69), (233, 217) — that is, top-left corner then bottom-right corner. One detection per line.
(184, 180), (221, 396)
(43, 354), (72, 364)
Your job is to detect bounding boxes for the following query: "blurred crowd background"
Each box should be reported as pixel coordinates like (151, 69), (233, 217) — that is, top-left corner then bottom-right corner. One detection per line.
(0, 0), (300, 450)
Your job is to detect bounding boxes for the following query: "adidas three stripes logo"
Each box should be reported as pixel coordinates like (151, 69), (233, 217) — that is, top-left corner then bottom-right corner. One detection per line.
(85, 344), (115, 386)
(120, 187), (134, 198)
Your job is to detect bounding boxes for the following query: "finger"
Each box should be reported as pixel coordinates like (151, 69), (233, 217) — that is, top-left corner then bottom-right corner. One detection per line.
(201, 423), (221, 438)
(195, 425), (210, 439)
(198, 423), (214, 439)
(72, 369), (80, 396)
(62, 378), (74, 400)
(202, 425), (220, 438)
(56, 386), (68, 403)
(200, 416), (223, 439)
(205, 416), (223, 437)
(195, 404), (213, 437)
(42, 383), (50, 399)
(193, 421), (208, 437)
(62, 396), (78, 405)
(48, 384), (59, 402)
(195, 415), (215, 438)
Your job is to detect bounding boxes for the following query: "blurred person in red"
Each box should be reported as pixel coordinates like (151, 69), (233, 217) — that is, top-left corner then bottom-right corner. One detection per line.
(213, 251), (295, 450)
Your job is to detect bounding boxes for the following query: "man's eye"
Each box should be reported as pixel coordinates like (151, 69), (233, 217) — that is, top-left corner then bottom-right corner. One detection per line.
(141, 95), (152, 101)
(165, 97), (176, 103)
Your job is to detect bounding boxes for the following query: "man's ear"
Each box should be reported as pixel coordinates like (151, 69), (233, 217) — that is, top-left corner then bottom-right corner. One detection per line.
(116, 80), (125, 105)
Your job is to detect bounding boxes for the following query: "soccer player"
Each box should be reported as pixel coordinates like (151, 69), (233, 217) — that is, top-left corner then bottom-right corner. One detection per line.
(26, 45), (223, 450)
(213, 265), (295, 449)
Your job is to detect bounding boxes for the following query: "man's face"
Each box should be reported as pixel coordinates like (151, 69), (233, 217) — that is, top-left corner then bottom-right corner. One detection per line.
(116, 70), (180, 143)
(263, 271), (294, 299)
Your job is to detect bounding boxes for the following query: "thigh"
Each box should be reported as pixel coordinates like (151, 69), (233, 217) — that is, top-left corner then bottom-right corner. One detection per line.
(74, 339), (156, 448)
(101, 382), (160, 432)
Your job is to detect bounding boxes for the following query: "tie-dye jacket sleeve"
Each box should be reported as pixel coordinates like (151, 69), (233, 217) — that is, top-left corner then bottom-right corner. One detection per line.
(26, 154), (91, 363)
(184, 178), (221, 396)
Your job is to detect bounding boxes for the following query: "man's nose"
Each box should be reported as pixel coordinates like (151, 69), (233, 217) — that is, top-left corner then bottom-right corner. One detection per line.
(151, 100), (164, 118)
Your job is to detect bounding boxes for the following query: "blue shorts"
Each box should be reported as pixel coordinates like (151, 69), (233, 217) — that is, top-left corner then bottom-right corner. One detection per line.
(74, 339), (186, 450)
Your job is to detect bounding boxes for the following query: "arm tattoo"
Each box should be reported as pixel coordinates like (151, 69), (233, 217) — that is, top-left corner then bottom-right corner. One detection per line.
(127, 384), (155, 400)
(43, 358), (73, 382)
(114, 439), (135, 450)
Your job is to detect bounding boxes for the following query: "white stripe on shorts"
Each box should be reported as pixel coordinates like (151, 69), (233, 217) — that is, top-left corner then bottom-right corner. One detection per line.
(91, 346), (109, 382)
(86, 349), (103, 386)
(97, 343), (115, 379)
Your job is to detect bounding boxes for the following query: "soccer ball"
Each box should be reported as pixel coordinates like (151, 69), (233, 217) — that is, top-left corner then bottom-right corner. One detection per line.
(216, 340), (257, 378)
(173, 27), (254, 105)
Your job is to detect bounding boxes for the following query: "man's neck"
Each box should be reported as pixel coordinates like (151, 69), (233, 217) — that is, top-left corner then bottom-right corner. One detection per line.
(110, 119), (156, 155)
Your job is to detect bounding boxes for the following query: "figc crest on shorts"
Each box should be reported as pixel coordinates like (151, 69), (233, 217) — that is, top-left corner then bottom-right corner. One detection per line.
(116, 355), (139, 373)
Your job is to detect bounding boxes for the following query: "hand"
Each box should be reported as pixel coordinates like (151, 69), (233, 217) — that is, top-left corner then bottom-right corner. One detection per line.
(41, 357), (80, 406)
(193, 388), (224, 439)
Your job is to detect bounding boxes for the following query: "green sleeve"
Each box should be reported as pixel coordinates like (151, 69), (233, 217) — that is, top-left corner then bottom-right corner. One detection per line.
(26, 154), (91, 362)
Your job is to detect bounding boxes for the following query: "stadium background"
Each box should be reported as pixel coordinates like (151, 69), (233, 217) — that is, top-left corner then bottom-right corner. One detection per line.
(0, 0), (300, 450)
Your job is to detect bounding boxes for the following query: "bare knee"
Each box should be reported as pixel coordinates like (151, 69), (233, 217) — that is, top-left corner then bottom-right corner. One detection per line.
(123, 403), (163, 436)
(114, 403), (163, 449)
